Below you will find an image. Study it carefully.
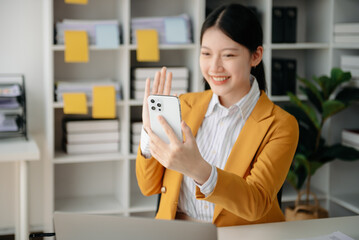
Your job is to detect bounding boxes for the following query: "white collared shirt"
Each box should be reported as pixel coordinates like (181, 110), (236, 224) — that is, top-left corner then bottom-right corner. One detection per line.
(140, 76), (260, 222)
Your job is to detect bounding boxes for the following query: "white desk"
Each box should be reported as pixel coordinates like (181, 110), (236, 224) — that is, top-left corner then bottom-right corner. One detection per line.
(0, 136), (40, 240)
(218, 215), (359, 240)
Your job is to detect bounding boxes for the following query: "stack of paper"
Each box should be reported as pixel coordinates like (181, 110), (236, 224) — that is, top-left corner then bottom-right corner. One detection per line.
(56, 19), (120, 48)
(131, 122), (142, 153)
(63, 118), (120, 154)
(55, 80), (122, 102)
(340, 55), (359, 87)
(131, 67), (189, 100)
(342, 129), (359, 151)
(334, 22), (359, 43)
(131, 14), (192, 44)
(0, 114), (18, 132)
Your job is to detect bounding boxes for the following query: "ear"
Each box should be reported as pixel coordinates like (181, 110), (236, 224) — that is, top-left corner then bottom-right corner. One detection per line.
(250, 46), (263, 67)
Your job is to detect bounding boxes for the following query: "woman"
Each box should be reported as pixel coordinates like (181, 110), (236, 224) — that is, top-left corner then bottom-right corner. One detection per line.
(136, 3), (299, 227)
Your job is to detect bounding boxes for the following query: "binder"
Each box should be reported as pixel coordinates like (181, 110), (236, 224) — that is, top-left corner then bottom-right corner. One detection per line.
(271, 59), (285, 95)
(272, 7), (285, 43)
(284, 7), (297, 43)
(271, 58), (297, 95)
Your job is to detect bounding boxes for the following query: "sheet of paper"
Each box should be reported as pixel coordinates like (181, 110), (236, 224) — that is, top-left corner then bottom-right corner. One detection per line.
(63, 93), (88, 114)
(295, 231), (355, 240)
(65, 0), (88, 4)
(65, 31), (89, 63)
(164, 17), (188, 43)
(136, 29), (159, 62)
(96, 25), (119, 49)
(92, 86), (116, 119)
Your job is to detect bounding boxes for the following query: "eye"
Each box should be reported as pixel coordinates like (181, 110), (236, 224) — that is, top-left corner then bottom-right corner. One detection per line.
(201, 51), (210, 56)
(223, 54), (235, 57)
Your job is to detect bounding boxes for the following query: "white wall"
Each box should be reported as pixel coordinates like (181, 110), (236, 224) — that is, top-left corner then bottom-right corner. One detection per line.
(0, 0), (44, 231)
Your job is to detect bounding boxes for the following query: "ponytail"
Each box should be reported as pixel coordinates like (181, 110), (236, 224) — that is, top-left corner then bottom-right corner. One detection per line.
(251, 61), (267, 92)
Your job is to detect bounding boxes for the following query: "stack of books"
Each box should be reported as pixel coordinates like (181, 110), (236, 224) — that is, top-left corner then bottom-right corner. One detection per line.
(342, 129), (359, 151)
(334, 23), (359, 44)
(131, 14), (192, 44)
(131, 67), (189, 100)
(63, 118), (120, 154)
(56, 19), (120, 46)
(271, 58), (297, 95)
(55, 80), (122, 102)
(272, 7), (297, 43)
(340, 55), (359, 87)
(131, 122), (142, 154)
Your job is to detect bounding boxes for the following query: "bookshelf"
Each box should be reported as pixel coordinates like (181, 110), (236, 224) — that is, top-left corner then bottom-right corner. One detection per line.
(42, 0), (359, 234)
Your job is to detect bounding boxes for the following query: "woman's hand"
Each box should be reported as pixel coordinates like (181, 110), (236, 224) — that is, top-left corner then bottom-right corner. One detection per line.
(142, 67), (172, 131)
(147, 116), (212, 185)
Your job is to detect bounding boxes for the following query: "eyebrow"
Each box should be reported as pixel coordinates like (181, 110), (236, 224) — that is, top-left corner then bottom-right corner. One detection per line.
(201, 46), (240, 51)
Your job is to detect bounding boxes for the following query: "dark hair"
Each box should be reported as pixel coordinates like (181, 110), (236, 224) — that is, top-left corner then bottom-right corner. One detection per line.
(200, 3), (267, 92)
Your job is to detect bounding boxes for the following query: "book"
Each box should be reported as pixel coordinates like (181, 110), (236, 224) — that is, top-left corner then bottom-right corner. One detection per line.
(342, 129), (359, 150)
(283, 7), (297, 43)
(133, 67), (189, 79)
(66, 131), (120, 144)
(132, 134), (141, 145)
(65, 142), (119, 154)
(131, 122), (142, 134)
(272, 7), (284, 43)
(334, 22), (359, 34)
(64, 119), (119, 133)
(132, 79), (188, 90)
(334, 34), (359, 43)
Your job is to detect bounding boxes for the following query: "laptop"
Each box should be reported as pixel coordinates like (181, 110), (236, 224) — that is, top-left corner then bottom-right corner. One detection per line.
(54, 212), (218, 240)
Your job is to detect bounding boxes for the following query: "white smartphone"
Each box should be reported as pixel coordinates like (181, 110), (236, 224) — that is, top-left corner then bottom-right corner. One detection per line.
(147, 95), (183, 144)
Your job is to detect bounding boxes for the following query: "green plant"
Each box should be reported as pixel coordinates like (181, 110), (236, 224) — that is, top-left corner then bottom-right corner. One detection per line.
(286, 68), (359, 203)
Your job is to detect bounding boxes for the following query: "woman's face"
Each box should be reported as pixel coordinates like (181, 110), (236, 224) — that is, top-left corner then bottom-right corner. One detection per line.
(200, 27), (260, 107)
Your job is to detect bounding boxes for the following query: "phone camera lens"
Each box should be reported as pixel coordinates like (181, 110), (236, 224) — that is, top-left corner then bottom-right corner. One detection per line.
(150, 99), (155, 103)
(151, 106), (156, 110)
(157, 103), (161, 107)
(158, 109), (161, 111)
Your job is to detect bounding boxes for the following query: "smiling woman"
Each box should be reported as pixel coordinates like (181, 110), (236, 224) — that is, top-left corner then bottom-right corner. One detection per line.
(136, 3), (299, 227)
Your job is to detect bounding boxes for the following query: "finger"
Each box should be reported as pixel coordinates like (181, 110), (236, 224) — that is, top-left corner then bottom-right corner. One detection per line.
(181, 121), (194, 143)
(164, 71), (172, 95)
(147, 127), (167, 148)
(152, 71), (161, 94)
(158, 67), (167, 93)
(143, 77), (151, 104)
(158, 116), (181, 144)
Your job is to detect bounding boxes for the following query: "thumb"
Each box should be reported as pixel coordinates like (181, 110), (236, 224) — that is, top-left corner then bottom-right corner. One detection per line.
(181, 121), (194, 142)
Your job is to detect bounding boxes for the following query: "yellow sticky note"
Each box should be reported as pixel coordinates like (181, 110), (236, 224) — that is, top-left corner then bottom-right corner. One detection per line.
(63, 93), (88, 114)
(65, 0), (88, 4)
(65, 31), (89, 63)
(136, 29), (160, 62)
(92, 86), (116, 119)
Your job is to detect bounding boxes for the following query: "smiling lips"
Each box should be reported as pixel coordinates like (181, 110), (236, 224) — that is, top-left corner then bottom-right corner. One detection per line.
(210, 75), (230, 85)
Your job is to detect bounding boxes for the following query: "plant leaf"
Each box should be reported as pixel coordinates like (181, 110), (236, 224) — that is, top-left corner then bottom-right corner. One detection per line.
(327, 68), (352, 97)
(335, 87), (359, 105)
(318, 144), (359, 163)
(298, 77), (323, 112)
(309, 161), (323, 176)
(322, 100), (346, 122)
(288, 92), (320, 130)
(313, 75), (331, 100)
(286, 170), (298, 191)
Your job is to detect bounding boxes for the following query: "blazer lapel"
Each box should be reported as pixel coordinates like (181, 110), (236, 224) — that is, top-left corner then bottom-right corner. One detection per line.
(212, 92), (275, 222)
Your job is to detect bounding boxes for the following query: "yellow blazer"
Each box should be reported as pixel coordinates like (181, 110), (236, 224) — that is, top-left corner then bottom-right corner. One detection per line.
(136, 90), (299, 227)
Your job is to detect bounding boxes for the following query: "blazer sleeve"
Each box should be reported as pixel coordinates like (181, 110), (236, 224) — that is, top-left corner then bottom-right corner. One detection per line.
(196, 114), (299, 221)
(135, 145), (165, 196)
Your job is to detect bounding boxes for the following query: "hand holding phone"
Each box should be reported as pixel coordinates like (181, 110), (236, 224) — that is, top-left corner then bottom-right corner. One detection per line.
(148, 95), (183, 144)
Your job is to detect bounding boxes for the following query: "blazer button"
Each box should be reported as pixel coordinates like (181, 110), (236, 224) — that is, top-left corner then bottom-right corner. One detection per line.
(161, 186), (167, 193)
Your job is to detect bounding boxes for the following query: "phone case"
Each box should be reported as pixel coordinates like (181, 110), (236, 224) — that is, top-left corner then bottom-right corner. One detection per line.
(148, 95), (183, 144)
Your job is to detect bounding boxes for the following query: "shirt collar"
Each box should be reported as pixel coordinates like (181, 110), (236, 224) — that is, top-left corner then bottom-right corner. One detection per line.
(205, 75), (260, 120)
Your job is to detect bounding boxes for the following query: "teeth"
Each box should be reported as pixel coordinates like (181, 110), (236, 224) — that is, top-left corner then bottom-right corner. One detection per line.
(212, 76), (228, 82)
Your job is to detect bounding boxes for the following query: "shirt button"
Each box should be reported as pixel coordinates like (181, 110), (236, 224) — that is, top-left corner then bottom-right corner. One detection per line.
(161, 186), (167, 193)
(204, 205), (209, 209)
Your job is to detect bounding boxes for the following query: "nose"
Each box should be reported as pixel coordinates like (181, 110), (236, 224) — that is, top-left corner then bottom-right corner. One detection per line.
(210, 55), (224, 72)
